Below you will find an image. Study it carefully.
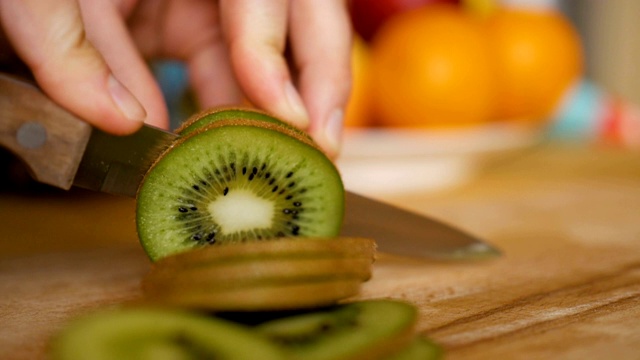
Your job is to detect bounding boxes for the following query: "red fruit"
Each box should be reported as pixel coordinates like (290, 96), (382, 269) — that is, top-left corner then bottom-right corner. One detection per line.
(349, 0), (460, 41)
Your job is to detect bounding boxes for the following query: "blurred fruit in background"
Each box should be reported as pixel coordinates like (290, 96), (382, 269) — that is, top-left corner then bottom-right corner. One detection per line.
(369, 4), (497, 128)
(344, 37), (374, 128)
(487, 7), (583, 122)
(461, 0), (498, 17)
(346, 0), (586, 129)
(349, 0), (460, 42)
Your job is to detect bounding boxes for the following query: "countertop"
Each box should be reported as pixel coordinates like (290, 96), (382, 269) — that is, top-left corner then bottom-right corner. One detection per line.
(1, 140), (639, 359)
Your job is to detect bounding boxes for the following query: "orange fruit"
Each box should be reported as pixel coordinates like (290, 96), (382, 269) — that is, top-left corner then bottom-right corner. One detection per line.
(370, 4), (497, 128)
(487, 8), (583, 121)
(344, 37), (374, 127)
(462, 0), (498, 17)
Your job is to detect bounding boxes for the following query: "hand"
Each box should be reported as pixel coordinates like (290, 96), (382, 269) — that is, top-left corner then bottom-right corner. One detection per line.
(0, 0), (352, 156)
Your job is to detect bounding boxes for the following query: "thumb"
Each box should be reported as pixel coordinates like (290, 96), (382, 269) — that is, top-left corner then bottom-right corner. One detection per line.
(0, 0), (146, 135)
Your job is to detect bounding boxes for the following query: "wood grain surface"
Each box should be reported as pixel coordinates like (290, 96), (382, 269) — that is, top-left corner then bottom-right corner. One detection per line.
(1, 142), (639, 359)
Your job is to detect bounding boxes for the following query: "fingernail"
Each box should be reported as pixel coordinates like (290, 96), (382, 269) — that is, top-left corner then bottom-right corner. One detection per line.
(108, 75), (146, 123)
(324, 108), (344, 154)
(284, 81), (310, 128)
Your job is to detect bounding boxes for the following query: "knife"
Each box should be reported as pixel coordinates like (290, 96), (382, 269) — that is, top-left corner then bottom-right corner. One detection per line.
(0, 73), (500, 259)
(0, 73), (176, 197)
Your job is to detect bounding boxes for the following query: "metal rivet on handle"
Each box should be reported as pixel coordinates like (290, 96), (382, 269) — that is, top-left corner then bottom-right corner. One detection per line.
(17, 122), (47, 149)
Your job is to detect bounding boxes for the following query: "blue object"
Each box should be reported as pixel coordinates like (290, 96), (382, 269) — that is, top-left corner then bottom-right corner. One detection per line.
(152, 61), (190, 130)
(548, 79), (605, 140)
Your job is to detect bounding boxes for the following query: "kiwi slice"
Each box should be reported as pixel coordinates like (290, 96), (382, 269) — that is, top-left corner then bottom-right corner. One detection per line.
(386, 337), (443, 360)
(145, 279), (363, 311)
(142, 238), (375, 311)
(177, 106), (311, 140)
(136, 120), (344, 261)
(51, 307), (286, 360)
(152, 237), (377, 270)
(256, 300), (418, 360)
(143, 257), (374, 290)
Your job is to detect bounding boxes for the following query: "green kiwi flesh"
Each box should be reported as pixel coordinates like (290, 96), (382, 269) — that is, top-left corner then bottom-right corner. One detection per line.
(256, 300), (417, 360)
(52, 302), (441, 359)
(136, 123), (344, 261)
(51, 307), (286, 360)
(178, 106), (311, 140)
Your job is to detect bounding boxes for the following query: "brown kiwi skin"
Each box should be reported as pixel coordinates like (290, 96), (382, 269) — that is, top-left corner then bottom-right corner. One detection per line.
(176, 106), (313, 141)
(140, 237), (376, 311)
(174, 106), (269, 133)
(142, 279), (363, 312)
(142, 257), (374, 291)
(151, 237), (377, 270)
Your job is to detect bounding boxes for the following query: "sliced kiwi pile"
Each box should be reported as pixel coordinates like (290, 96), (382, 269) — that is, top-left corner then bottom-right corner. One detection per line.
(136, 108), (344, 261)
(142, 237), (376, 311)
(50, 307), (287, 360)
(255, 300), (419, 360)
(51, 301), (442, 360)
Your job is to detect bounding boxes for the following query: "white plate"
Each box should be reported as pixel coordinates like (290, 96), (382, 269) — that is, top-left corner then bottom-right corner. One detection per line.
(336, 123), (543, 197)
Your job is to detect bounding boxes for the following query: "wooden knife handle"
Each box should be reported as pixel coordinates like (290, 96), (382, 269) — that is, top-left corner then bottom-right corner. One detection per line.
(0, 74), (91, 190)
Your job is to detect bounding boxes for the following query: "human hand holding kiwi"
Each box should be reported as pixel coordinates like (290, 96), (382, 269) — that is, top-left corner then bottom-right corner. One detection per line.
(51, 108), (443, 359)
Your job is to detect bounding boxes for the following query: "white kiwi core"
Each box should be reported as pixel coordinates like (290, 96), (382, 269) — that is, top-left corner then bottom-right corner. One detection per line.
(208, 189), (274, 234)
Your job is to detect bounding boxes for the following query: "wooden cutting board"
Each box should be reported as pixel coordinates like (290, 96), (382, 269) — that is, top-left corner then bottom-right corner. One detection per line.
(1, 142), (640, 359)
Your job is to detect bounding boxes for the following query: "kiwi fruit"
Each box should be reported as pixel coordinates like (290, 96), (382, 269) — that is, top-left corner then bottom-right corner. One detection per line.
(144, 257), (374, 289)
(256, 300), (418, 360)
(142, 237), (376, 311)
(51, 303), (441, 360)
(151, 237), (377, 270)
(136, 118), (344, 261)
(145, 279), (364, 312)
(177, 106), (311, 140)
(51, 307), (286, 360)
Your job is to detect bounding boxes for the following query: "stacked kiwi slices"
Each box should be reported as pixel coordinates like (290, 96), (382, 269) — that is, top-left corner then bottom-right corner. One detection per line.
(142, 237), (377, 311)
(51, 108), (442, 359)
(52, 300), (441, 360)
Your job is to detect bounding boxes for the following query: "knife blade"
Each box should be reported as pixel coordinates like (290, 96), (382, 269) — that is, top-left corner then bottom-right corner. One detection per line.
(0, 73), (500, 259)
(73, 126), (177, 197)
(341, 192), (500, 259)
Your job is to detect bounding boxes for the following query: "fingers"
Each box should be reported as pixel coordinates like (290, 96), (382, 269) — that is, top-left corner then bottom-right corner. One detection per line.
(220, 0), (310, 129)
(150, 0), (244, 108)
(187, 41), (245, 109)
(0, 0), (147, 135)
(128, 0), (244, 112)
(79, 0), (168, 129)
(289, 0), (352, 157)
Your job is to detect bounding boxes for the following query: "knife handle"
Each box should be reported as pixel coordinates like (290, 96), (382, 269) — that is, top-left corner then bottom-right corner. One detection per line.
(0, 73), (91, 189)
